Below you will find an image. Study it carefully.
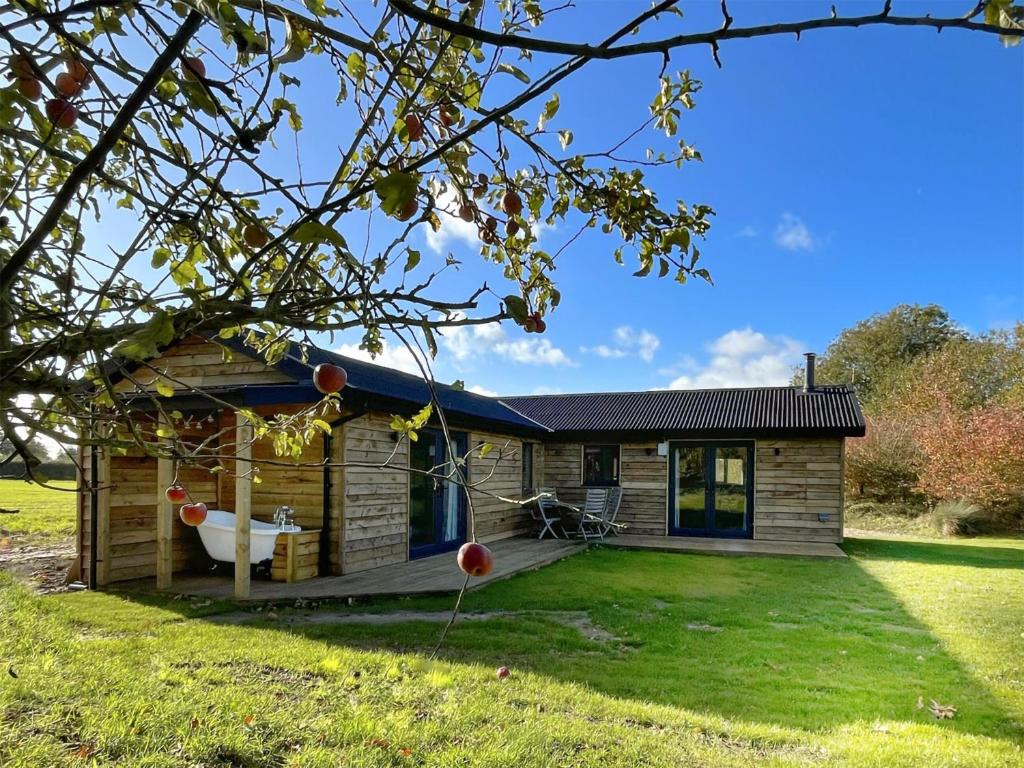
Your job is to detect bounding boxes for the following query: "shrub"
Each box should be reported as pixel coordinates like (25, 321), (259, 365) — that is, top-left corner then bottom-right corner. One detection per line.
(931, 500), (982, 537)
(915, 397), (1024, 511)
(845, 418), (923, 503)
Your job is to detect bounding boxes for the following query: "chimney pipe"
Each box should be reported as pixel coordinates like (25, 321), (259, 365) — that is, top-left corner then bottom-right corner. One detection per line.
(804, 352), (816, 392)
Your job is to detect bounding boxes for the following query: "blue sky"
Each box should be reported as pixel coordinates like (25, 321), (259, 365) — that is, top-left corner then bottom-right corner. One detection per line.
(333, 1), (1023, 396)
(92, 1), (1024, 397)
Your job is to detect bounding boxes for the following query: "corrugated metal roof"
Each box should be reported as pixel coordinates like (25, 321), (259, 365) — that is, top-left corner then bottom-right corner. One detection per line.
(500, 386), (865, 437)
(286, 345), (551, 434)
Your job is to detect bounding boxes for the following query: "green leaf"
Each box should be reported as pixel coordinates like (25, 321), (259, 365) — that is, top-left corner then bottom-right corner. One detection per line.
(114, 310), (176, 361)
(151, 247), (171, 269)
(538, 93), (559, 130)
(346, 51), (366, 83)
(558, 129), (573, 150)
(312, 418), (333, 434)
(662, 228), (690, 253)
(479, 442), (493, 459)
(181, 81), (218, 117)
(403, 248), (420, 273)
(289, 221), (347, 249)
(497, 63), (530, 84)
(504, 295), (529, 324)
(373, 171), (418, 216)
(155, 379), (175, 398)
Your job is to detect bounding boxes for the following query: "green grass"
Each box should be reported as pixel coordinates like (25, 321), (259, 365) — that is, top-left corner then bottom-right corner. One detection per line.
(0, 478), (77, 542)
(2, 486), (1023, 766)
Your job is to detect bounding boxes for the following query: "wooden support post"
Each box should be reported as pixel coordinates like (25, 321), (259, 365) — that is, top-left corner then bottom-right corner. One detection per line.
(156, 419), (174, 590)
(95, 446), (111, 586)
(234, 416), (253, 599)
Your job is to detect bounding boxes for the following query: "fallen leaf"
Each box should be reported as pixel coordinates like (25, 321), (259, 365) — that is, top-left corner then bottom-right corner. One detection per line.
(929, 700), (957, 720)
(916, 695), (924, 709)
(244, 714), (255, 726)
(75, 742), (96, 759)
(400, 747), (414, 757)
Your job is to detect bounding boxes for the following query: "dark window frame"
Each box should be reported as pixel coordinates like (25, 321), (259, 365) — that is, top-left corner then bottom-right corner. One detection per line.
(581, 444), (620, 487)
(521, 442), (534, 493)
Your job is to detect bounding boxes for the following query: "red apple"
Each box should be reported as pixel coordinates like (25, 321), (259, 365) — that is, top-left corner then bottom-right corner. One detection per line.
(165, 483), (189, 504)
(505, 219), (520, 237)
(179, 501), (208, 527)
(523, 316), (538, 334)
(242, 223), (269, 249)
(181, 56), (205, 82)
(533, 315), (546, 334)
(458, 202), (475, 223)
(395, 197), (419, 222)
(16, 77), (41, 101)
(501, 190), (522, 217)
(438, 105), (456, 127)
(496, 665), (510, 680)
(10, 54), (34, 80)
(457, 541), (494, 577)
(55, 72), (83, 98)
(45, 98), (77, 129)
(404, 113), (423, 142)
(313, 363), (348, 394)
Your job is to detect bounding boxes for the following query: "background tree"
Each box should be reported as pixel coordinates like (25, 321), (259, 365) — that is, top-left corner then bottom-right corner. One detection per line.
(809, 304), (966, 406)
(1, 0), (1021, 480)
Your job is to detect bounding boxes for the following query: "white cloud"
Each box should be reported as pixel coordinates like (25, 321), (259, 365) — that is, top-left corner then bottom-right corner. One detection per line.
(530, 385), (563, 396)
(424, 188), (480, 254)
(441, 320), (574, 367)
(582, 326), (660, 363)
(494, 337), (574, 366)
(663, 327), (804, 389)
(736, 225), (758, 238)
(774, 213), (815, 252)
(583, 344), (627, 359)
(467, 384), (498, 397)
(335, 340), (425, 376)
(424, 187), (554, 254)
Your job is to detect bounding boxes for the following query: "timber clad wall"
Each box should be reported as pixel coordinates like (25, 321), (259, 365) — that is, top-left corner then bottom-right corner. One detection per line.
(753, 439), (843, 543)
(543, 437), (844, 543)
(469, 432), (531, 543)
(542, 442), (669, 536)
(113, 336), (292, 393)
(341, 412), (409, 574)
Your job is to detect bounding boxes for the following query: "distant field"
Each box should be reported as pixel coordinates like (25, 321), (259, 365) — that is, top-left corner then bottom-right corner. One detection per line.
(0, 479), (77, 541)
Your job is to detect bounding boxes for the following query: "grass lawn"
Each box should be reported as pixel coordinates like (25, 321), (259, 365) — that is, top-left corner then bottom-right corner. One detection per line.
(1, 487), (1022, 766)
(0, 478), (78, 543)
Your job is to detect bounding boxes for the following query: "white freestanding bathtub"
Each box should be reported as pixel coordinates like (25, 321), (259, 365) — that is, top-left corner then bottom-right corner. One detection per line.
(196, 509), (301, 564)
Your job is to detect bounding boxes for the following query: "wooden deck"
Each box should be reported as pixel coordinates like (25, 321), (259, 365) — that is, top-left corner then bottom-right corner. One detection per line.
(605, 534), (846, 558)
(123, 537), (584, 602)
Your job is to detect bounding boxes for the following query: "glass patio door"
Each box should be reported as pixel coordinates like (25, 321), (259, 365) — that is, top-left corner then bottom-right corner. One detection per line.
(669, 442), (754, 538)
(409, 429), (467, 559)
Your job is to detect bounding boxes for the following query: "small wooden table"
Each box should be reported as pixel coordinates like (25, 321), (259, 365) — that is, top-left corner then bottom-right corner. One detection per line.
(270, 529), (321, 583)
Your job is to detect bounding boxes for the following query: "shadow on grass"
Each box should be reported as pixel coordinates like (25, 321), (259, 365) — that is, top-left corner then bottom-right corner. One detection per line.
(843, 535), (1024, 569)
(104, 543), (1022, 743)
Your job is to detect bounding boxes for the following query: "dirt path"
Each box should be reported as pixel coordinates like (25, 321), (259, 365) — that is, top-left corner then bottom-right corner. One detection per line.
(0, 532), (75, 594)
(211, 608), (621, 642)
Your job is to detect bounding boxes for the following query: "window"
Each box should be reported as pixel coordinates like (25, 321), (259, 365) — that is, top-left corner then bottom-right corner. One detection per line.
(582, 444), (619, 486)
(521, 442), (534, 493)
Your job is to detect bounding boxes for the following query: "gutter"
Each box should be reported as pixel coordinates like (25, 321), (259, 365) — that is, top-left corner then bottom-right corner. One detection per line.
(88, 444), (98, 590)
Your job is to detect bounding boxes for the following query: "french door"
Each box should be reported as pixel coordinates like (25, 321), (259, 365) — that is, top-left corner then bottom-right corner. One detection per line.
(409, 429), (468, 559)
(668, 441), (754, 538)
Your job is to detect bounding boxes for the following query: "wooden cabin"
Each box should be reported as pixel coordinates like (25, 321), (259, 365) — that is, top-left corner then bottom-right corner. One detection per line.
(75, 338), (864, 596)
